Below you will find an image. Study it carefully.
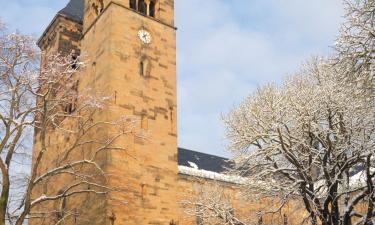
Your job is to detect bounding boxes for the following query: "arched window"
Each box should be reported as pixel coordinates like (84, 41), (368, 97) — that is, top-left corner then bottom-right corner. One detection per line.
(129, 0), (136, 10)
(149, 1), (156, 17)
(138, 0), (147, 15)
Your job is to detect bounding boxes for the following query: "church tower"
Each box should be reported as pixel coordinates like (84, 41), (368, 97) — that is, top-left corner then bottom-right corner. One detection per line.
(80, 0), (178, 224)
(36, 0), (179, 224)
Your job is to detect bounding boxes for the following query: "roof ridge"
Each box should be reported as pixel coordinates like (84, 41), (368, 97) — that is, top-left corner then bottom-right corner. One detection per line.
(178, 147), (229, 160)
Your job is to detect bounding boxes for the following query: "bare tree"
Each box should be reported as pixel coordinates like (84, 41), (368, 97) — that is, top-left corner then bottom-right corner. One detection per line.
(0, 22), (137, 225)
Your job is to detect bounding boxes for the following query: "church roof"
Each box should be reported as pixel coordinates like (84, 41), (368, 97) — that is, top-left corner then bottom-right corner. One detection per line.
(178, 148), (231, 173)
(58, 0), (84, 23)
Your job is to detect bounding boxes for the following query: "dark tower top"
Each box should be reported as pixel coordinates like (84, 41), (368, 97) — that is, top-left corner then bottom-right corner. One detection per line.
(58, 0), (84, 23)
(37, 0), (83, 54)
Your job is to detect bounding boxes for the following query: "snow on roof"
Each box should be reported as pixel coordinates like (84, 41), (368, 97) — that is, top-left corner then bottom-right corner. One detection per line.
(349, 168), (375, 189)
(178, 165), (246, 184)
(177, 148), (244, 183)
(178, 148), (232, 173)
(314, 168), (375, 197)
(188, 161), (199, 170)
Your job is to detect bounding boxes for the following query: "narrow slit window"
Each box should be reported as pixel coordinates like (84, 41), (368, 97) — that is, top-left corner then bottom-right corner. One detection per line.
(140, 61), (144, 76)
(149, 1), (156, 17)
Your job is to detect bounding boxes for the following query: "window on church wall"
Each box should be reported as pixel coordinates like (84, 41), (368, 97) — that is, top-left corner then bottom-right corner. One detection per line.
(64, 81), (79, 115)
(92, 0), (104, 16)
(98, 0), (104, 13)
(70, 54), (79, 70)
(138, 0), (147, 15)
(65, 103), (73, 115)
(139, 61), (145, 76)
(149, 0), (156, 17)
(92, 3), (99, 16)
(139, 58), (150, 77)
(129, 0), (156, 18)
(129, 0), (136, 10)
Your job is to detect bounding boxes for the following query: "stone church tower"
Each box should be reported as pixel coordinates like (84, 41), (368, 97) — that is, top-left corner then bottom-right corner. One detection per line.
(34, 0), (238, 224)
(36, 0), (180, 224)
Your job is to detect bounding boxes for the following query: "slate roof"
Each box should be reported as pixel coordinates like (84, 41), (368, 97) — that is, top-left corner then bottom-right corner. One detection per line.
(58, 0), (84, 23)
(178, 148), (231, 173)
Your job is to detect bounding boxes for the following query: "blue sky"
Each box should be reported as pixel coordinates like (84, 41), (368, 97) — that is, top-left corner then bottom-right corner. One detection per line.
(0, 0), (345, 157)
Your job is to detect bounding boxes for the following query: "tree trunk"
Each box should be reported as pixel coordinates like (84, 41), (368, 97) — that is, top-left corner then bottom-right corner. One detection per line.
(0, 167), (10, 225)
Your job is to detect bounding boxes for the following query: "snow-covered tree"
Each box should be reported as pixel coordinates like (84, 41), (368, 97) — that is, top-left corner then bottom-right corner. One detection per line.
(224, 57), (375, 225)
(335, 0), (375, 97)
(0, 22), (137, 224)
(182, 1), (375, 224)
(181, 183), (246, 225)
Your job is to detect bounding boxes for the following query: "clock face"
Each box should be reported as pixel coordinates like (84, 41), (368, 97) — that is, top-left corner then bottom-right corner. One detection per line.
(138, 29), (152, 44)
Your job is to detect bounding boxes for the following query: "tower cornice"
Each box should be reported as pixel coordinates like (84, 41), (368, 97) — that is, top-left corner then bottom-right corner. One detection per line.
(37, 14), (83, 48)
(82, 1), (177, 40)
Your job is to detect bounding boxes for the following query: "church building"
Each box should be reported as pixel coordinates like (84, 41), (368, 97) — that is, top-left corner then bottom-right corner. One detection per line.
(33, 0), (245, 224)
